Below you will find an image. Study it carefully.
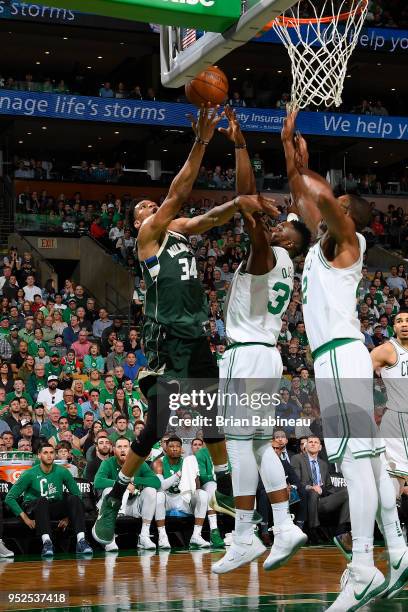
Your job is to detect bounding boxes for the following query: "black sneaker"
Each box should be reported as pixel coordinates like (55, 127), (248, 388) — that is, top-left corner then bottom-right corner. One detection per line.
(41, 540), (54, 557)
(76, 539), (93, 555)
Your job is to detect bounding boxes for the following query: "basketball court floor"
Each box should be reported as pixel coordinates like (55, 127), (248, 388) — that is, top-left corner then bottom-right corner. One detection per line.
(1, 546), (407, 611)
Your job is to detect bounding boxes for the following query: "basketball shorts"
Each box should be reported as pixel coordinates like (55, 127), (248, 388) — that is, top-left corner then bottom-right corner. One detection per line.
(141, 320), (218, 398)
(313, 339), (384, 463)
(380, 408), (408, 478)
(218, 343), (283, 440)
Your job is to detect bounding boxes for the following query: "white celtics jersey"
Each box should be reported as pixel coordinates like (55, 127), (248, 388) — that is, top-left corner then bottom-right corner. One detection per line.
(224, 246), (293, 345)
(381, 338), (408, 414)
(302, 233), (365, 352)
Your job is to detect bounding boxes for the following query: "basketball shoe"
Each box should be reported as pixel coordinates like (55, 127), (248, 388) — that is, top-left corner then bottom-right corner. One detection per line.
(326, 564), (386, 611)
(263, 522), (307, 571)
(211, 531), (266, 574)
(378, 548), (408, 600)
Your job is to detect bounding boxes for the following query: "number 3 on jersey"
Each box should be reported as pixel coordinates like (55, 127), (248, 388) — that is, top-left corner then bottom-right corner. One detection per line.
(179, 257), (198, 281)
(268, 282), (290, 315)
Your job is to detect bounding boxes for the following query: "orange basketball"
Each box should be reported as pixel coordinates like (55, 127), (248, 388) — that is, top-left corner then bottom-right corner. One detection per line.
(185, 66), (229, 108)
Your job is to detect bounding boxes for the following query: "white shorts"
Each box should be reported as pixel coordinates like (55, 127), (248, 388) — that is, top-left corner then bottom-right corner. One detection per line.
(380, 409), (408, 478)
(314, 340), (384, 463)
(218, 344), (283, 440)
(159, 489), (208, 516)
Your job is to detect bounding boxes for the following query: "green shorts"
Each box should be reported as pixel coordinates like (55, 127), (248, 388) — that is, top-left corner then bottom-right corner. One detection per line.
(140, 320), (218, 397)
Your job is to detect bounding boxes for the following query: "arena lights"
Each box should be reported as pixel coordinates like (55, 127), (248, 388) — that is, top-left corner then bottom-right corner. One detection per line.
(114, 131), (120, 134)
(41, 126), (47, 130)
(97, 56), (103, 59)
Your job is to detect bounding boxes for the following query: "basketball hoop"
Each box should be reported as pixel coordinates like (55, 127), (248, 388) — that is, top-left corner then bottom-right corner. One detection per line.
(268, 0), (369, 110)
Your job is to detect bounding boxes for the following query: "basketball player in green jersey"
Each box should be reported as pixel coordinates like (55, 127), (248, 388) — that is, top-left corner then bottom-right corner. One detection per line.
(93, 104), (278, 546)
(282, 109), (408, 610)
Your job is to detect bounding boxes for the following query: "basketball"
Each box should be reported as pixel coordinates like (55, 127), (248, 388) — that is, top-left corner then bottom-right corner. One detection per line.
(185, 66), (229, 108)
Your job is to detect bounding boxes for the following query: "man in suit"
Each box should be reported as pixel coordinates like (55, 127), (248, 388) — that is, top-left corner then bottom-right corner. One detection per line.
(291, 436), (350, 543)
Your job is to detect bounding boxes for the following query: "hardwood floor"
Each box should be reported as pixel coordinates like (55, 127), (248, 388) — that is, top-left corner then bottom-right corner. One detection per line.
(0, 547), (407, 611)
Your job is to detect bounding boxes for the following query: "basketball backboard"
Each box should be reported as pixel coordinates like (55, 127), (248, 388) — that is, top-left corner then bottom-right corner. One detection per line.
(160, 0), (298, 88)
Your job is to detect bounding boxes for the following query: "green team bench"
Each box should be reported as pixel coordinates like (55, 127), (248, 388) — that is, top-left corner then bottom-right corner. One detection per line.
(0, 480), (231, 553)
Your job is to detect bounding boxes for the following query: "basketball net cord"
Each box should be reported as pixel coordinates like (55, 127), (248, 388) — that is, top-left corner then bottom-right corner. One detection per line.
(272, 0), (369, 111)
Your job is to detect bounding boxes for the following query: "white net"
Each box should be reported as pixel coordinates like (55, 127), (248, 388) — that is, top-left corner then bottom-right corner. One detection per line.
(272, 0), (368, 110)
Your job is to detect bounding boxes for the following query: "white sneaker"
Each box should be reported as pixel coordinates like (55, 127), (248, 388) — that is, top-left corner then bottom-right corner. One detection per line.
(211, 532), (266, 574)
(138, 534), (156, 550)
(105, 539), (119, 552)
(189, 534), (210, 549)
(263, 522), (307, 571)
(158, 532), (171, 550)
(0, 540), (14, 558)
(378, 548), (408, 600)
(326, 564), (386, 611)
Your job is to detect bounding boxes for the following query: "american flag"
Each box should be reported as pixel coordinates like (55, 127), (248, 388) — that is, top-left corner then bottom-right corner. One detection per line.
(182, 28), (198, 50)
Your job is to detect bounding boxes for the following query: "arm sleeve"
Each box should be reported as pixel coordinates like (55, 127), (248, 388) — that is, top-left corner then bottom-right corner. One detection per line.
(134, 463), (161, 490)
(94, 460), (116, 490)
(5, 470), (31, 516)
(157, 473), (180, 491)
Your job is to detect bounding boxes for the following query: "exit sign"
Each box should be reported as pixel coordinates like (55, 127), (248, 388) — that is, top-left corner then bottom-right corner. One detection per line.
(38, 238), (57, 249)
(45, 0), (241, 31)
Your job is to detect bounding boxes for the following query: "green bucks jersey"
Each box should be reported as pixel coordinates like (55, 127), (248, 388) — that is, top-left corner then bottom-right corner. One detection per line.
(162, 455), (183, 494)
(141, 231), (208, 339)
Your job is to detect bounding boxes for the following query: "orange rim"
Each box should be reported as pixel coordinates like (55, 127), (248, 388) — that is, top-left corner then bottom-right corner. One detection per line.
(267, 0), (368, 29)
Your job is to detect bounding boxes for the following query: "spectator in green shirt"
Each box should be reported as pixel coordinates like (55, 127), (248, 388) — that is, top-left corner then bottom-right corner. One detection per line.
(27, 363), (47, 401)
(99, 374), (117, 404)
(5, 441), (92, 556)
(45, 352), (62, 378)
(83, 344), (105, 375)
(109, 415), (135, 444)
(5, 378), (33, 405)
(94, 436), (160, 551)
(18, 318), (35, 344)
(291, 321), (309, 349)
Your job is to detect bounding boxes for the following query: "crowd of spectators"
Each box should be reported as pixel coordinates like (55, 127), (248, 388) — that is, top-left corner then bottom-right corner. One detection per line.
(2, 186), (408, 550)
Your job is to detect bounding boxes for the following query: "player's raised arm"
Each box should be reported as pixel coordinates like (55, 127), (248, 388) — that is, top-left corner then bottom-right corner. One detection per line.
(139, 104), (223, 243)
(281, 109), (321, 236)
(218, 105), (256, 195)
(172, 195), (279, 235)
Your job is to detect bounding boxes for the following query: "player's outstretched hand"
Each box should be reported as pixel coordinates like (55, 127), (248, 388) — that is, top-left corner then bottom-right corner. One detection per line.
(281, 105), (299, 142)
(187, 102), (225, 143)
(236, 195), (279, 228)
(218, 105), (246, 146)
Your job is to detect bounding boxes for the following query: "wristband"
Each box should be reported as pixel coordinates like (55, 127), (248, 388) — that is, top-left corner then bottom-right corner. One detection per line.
(233, 197), (240, 209)
(235, 143), (247, 149)
(195, 137), (209, 146)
